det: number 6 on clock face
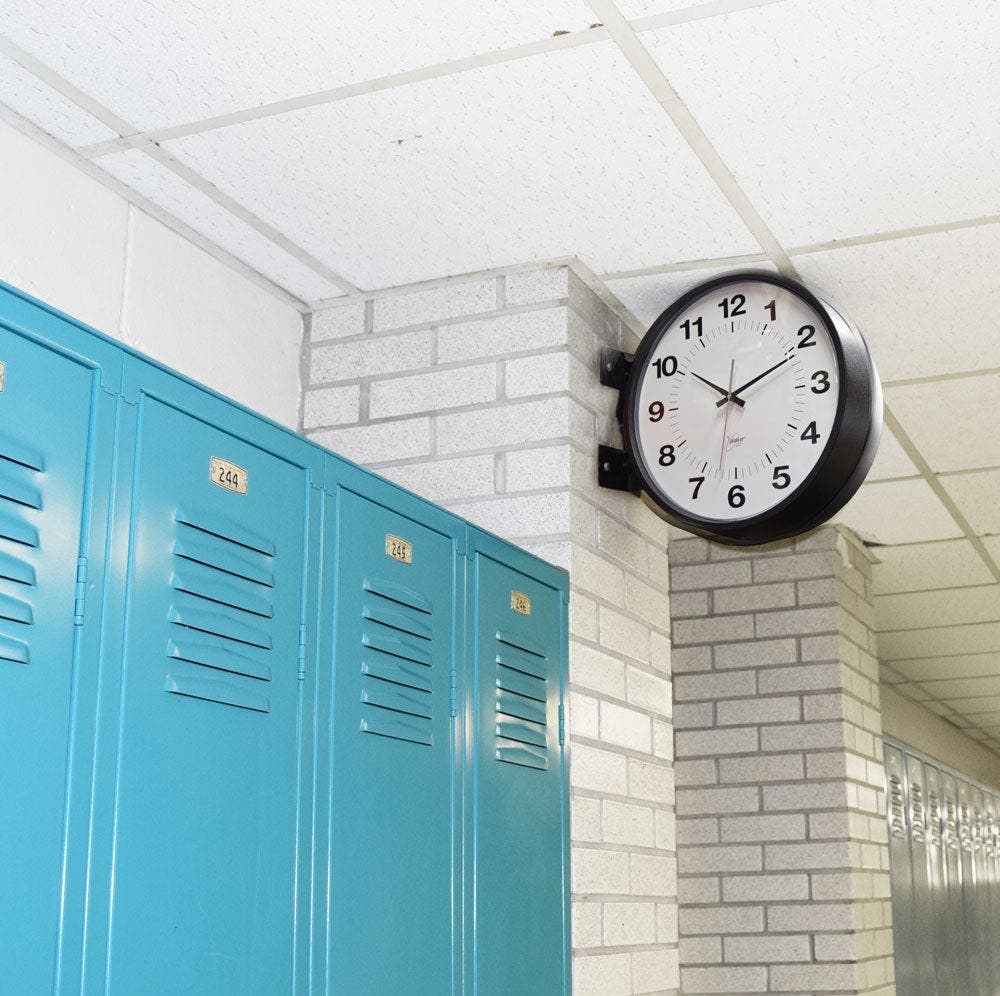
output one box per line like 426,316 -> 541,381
620,271 -> 882,546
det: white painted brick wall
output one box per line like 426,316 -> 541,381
669,526 -> 894,995
306,265 -> 677,995
1,120 -> 304,427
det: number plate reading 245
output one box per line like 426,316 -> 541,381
210,456 -> 248,495
385,534 -> 413,564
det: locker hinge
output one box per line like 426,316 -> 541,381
449,667 -> 457,718
73,557 -> 88,626
297,625 -> 307,680
558,703 -> 566,747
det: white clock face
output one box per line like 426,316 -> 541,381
634,278 -> 840,522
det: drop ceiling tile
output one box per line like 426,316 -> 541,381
606,262 -> 773,329
872,540 -> 993,595
954,710 -> 1000,728
984,536 -> 1000,565
942,469 -> 1000,536
911,675 -> 1000,701
893,656 -> 1000,684
165,42 -> 760,289
880,622 -> 1000,662
866,425 -> 917,482
876,586 -> 1000,633
644,0 -> 1000,245
99,150 -> 343,303
2,1 -> 602,131
939,693 -> 1000,714
618,0 -> 713,18
793,227 -> 1000,382
834,478 -> 962,545
887,374 -> 1000,473
0,53 -> 117,146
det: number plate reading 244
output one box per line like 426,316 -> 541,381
210,456 -> 248,495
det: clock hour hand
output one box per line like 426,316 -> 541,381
692,371 -> 745,408
716,357 -> 790,408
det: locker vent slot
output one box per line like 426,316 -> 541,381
927,792 -> 942,847
0,442 -> 41,667
494,630 -> 549,771
943,798 -> 960,851
166,512 -> 275,712
359,579 -> 435,746
888,773 -> 906,839
910,782 -> 926,843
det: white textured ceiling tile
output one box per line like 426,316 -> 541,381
607,262 -> 774,329
0,54 -> 118,145
876,587 -> 1000,633
98,150 -> 343,303
644,0 -> 1000,244
881,623 -> 1000,663
165,42 -> 759,288
893,656 -> 1000,685
942,469 -> 1000,536
912,675 -> 1000,701
3,1 -> 601,130
872,540 -> 994,595
834,478 -> 963,545
984,537 -> 1000,565
887,374 -> 1000,473
617,0 -> 707,17
793,228 -> 1000,381
866,424 -> 917,482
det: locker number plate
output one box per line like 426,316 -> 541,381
0,361 -> 5,392
386,534 -> 413,564
210,457 -> 248,495
511,590 -> 532,615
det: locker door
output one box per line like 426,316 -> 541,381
987,794 -> 1000,993
970,787 -> 994,996
469,547 -> 568,996
941,773 -> 970,995
104,383 -> 310,993
326,486 -> 458,995
924,764 -> 956,996
885,746 -> 917,996
957,779 -> 985,995
905,754 -> 936,995
0,323 -> 113,991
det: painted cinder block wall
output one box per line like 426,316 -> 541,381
0,118 -> 304,427
304,265 -> 680,995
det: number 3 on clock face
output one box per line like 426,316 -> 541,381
622,271 -> 881,545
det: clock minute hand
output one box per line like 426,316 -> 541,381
692,371 -> 745,408
716,357 -> 791,408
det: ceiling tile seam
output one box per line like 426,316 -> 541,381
71,0 -> 790,159
586,0 -> 794,275
883,408 -> 1000,584
883,367 -> 1000,389
76,28 -> 613,158
0,101 -> 309,312
790,213 -> 1000,256
586,0 -> 991,586
0,40 -> 361,297
140,142 -> 359,295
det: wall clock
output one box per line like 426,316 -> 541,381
599,271 -> 882,546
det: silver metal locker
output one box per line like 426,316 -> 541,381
886,745 -> 918,995
940,772 -> 970,995
983,793 -> 1000,996
905,753 -> 937,995
970,787 -> 995,996
924,764 -> 956,995
957,779 -> 985,995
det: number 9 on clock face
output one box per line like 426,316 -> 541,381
622,271 -> 881,545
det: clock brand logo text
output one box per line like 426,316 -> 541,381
726,433 -> 746,451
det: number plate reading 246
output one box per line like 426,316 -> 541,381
210,456 -> 248,495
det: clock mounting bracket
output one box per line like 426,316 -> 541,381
598,346 -> 640,494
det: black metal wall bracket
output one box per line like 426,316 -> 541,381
597,347 -> 640,494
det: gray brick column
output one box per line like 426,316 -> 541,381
668,526 -> 894,995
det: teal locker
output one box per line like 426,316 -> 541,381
466,530 -> 570,996
92,359 -> 319,994
320,462 -> 462,995
0,291 -> 119,992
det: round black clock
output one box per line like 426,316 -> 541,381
605,271 -> 882,546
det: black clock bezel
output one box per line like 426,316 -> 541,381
622,270 -> 881,546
